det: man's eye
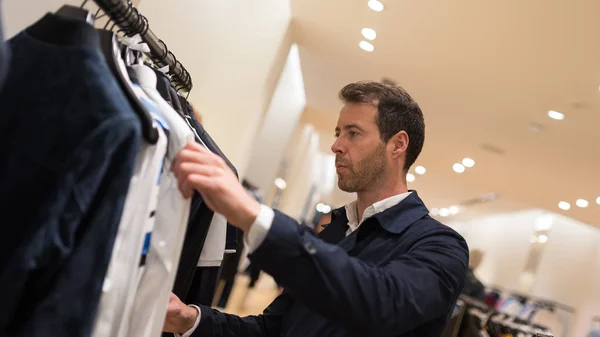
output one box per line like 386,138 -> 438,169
349,131 -> 358,137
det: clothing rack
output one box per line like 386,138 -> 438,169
459,295 -> 554,337
91,0 -> 193,92
487,284 -> 575,313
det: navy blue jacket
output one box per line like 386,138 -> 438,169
194,191 -> 469,337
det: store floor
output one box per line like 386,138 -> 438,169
217,273 -> 280,316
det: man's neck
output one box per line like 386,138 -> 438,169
355,184 -> 408,221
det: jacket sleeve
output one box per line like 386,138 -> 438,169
191,291 -> 292,337
248,210 -> 469,337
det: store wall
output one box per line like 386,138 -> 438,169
277,123 -> 320,220
244,44 -> 306,192
3,0 -> 83,36
138,0 -> 294,176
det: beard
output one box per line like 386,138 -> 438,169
337,143 -> 387,193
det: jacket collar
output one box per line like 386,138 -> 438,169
331,190 -> 430,234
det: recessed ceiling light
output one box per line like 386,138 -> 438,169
453,163 -> 465,173
547,110 -> 565,120
576,199 -> 589,208
406,173 -> 416,182
274,177 -> 287,190
359,40 -> 375,52
430,208 -> 439,216
538,234 -> 549,244
462,158 -> 475,168
361,28 -> 377,40
415,166 -> 426,175
597,196 -> 600,205
439,208 -> 450,217
449,205 -> 460,215
558,201 -> 571,210
368,0 -> 384,12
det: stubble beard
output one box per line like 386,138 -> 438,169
337,144 -> 387,193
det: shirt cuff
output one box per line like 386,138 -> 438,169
244,205 -> 274,253
174,305 -> 201,337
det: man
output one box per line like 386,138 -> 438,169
167,81 -> 469,337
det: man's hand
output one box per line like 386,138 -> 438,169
163,293 -> 199,334
172,142 -> 261,232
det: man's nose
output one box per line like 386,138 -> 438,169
331,137 -> 344,154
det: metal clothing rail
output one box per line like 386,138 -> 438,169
92,0 -> 193,92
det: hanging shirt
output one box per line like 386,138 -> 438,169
197,214 -> 228,267
0,15 -> 141,337
129,64 -> 195,337
91,114 -> 167,337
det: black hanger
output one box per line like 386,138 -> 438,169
97,29 -> 159,144
55,5 -> 95,24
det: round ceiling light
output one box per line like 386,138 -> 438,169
430,208 -> 439,216
439,208 -> 450,217
359,40 -> 375,52
274,177 -> 287,190
449,205 -> 460,215
596,196 -> 600,205
453,163 -> 465,173
576,199 -> 589,208
368,0 -> 384,12
558,201 -> 571,210
406,173 -> 416,182
361,28 -> 377,40
415,165 -> 426,175
462,158 -> 475,168
547,110 -> 565,120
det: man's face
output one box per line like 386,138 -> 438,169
331,103 -> 388,193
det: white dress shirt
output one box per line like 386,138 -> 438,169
179,191 -> 413,337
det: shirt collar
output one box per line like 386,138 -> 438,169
334,190 -> 430,234
344,191 -> 413,233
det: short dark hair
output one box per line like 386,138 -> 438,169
339,81 -> 425,171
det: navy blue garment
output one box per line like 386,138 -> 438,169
0,14 -> 141,337
177,100 -> 240,306
179,98 -> 239,252
193,191 -> 469,337
0,3 -> 10,91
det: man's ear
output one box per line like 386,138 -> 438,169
391,130 -> 409,159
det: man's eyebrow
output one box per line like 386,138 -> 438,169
344,124 -> 365,132
335,124 -> 365,133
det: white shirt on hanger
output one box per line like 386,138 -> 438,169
91,121 -> 167,337
126,64 -> 194,337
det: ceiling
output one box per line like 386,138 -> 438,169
290,0 -> 600,227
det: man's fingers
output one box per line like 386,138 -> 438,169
188,173 -> 218,191
178,162 -> 223,177
185,141 -> 207,152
